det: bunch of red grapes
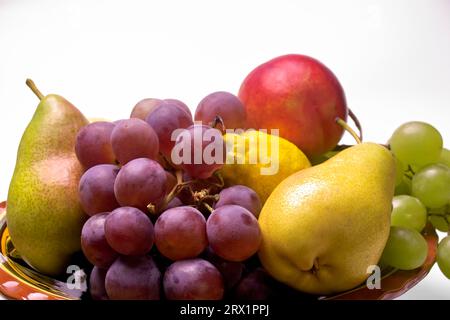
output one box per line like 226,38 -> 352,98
75,92 -> 290,300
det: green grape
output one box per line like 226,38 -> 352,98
412,164 -> 450,209
395,175 -> 412,196
428,205 -> 449,216
394,156 -> 407,187
438,148 -> 450,168
380,226 -> 428,270
428,206 -> 450,232
429,215 -> 449,232
437,236 -> 450,279
391,195 -> 427,232
389,121 -> 443,168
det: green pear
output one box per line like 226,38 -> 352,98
6,79 -> 89,276
258,142 -> 396,295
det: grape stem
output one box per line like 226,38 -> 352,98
159,153 -> 176,171
147,203 -> 156,215
153,171 -> 220,214
404,172 -> 414,180
26,79 -> 44,100
192,189 -> 219,213
407,165 -> 416,175
335,117 -> 362,144
175,170 -> 183,185
194,191 -> 219,203
203,202 -> 214,213
211,171 -> 225,188
150,170 -> 187,214
402,165 -> 416,180
155,172 -> 223,214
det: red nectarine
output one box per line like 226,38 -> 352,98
239,54 -> 348,158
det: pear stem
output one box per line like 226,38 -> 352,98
26,79 -> 44,100
336,117 -> 362,144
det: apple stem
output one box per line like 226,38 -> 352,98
336,117 -> 362,144
25,79 -> 44,100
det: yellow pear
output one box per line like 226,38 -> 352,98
258,142 -> 396,295
220,130 -> 311,204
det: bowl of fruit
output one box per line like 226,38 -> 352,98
0,54 -> 449,300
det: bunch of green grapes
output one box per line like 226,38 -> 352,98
382,121 -> 450,278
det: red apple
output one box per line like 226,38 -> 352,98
238,54 -> 348,158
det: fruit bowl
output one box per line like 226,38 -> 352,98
0,201 -> 438,300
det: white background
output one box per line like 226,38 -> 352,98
0,0 -> 449,299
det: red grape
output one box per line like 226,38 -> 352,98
165,171 -> 177,193
111,118 -> 159,165
154,206 -> 207,260
215,185 -> 262,218
89,266 -> 108,300
203,247 -> 244,290
130,98 -> 163,120
145,103 -> 193,158
78,164 -> 120,216
165,197 -> 183,210
234,268 -> 272,300
173,124 -> 225,179
105,255 -> 161,300
195,91 -> 246,129
81,213 -> 117,268
206,205 -> 261,261
75,121 -> 116,168
163,98 -> 192,117
114,158 -> 167,211
105,207 -> 154,255
163,259 -> 224,300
